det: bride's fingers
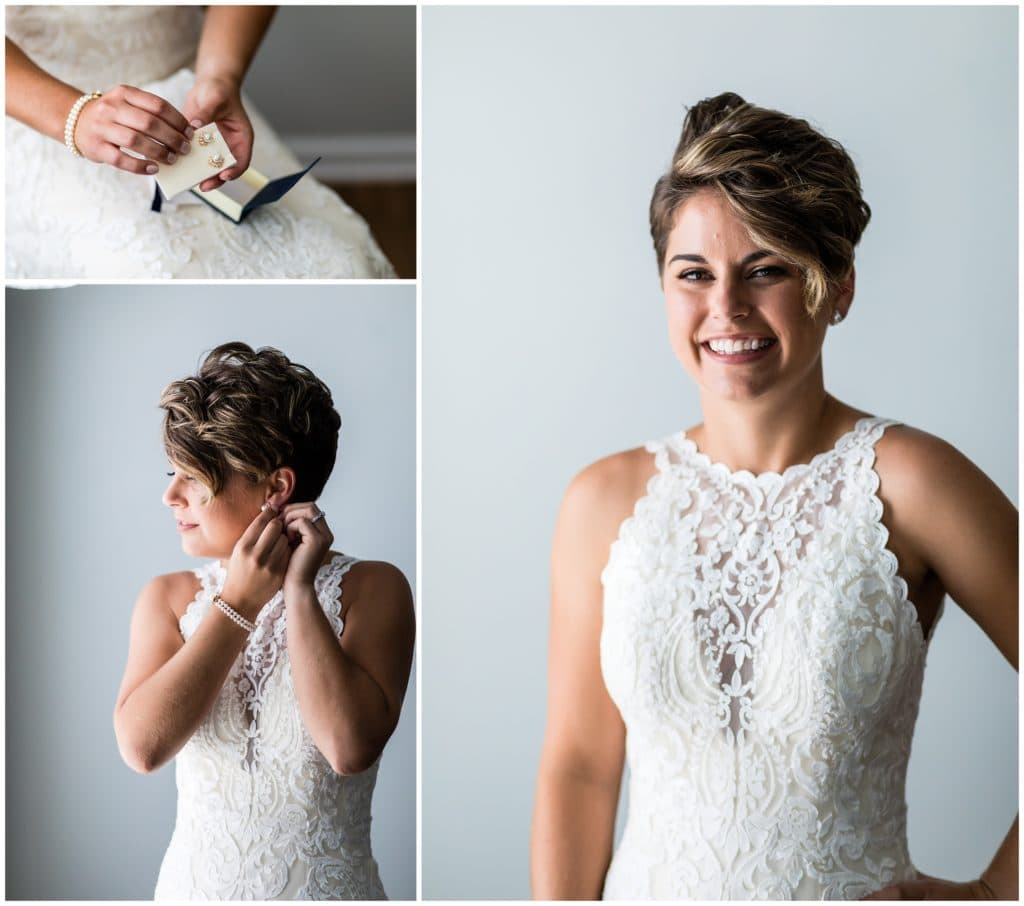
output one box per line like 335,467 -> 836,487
281,502 -> 323,518
284,509 -> 330,530
114,104 -> 192,156
284,515 -> 332,545
107,125 -> 180,164
99,145 -> 161,175
116,85 -> 192,136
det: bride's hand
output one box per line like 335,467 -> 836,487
219,504 -> 292,621
281,502 -> 334,595
72,84 -> 193,174
182,75 -> 254,192
862,873 -> 997,900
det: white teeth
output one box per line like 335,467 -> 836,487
707,337 -> 773,355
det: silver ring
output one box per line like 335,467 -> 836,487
311,511 -> 326,525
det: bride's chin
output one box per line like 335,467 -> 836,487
180,535 -> 216,559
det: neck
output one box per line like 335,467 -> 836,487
693,367 -> 846,474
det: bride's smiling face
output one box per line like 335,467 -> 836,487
661,189 -> 844,404
163,466 -> 266,559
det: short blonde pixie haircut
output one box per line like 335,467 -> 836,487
650,92 -> 872,316
160,342 -> 341,502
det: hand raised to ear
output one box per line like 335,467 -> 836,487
281,502 -> 334,594
218,504 -> 292,620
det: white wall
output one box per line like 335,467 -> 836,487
5,284 -> 416,900
422,5 -> 1018,898
244,5 -> 416,181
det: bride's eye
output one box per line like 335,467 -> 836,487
679,269 -> 713,282
749,265 -> 787,279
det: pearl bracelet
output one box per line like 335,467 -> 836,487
212,593 -> 256,634
64,91 -> 102,157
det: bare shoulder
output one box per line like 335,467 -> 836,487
553,446 -> 659,586
874,423 -> 1016,560
136,570 -> 201,623
337,557 -> 415,624
339,556 -> 411,606
562,446 -> 658,534
874,424 -> 1009,504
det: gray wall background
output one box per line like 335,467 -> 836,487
245,5 -> 415,136
6,285 -> 416,899
423,5 -> 1018,899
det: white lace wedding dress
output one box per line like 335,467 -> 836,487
6,6 -> 395,279
153,554 -> 387,900
600,417 -> 942,900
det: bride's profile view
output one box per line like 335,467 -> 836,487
113,342 -> 415,900
5,5 -> 396,278
530,93 -> 1017,900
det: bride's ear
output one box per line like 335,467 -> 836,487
265,467 -> 296,509
832,266 -> 856,321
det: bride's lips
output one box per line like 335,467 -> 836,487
177,521 -> 198,533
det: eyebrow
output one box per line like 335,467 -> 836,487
668,250 -> 774,266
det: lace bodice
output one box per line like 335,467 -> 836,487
154,555 -> 387,901
600,417 -> 940,900
6,5 -> 201,88
5,6 -> 395,279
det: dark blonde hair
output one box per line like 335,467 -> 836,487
160,342 -> 341,502
650,92 -> 871,315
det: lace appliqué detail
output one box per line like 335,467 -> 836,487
600,417 -> 938,900
156,555 -> 387,901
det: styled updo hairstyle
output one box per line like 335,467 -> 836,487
160,342 -> 341,503
650,92 -> 871,316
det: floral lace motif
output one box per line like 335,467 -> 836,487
600,418 -> 938,900
6,7 -> 395,279
154,555 -> 387,901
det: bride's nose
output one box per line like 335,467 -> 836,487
707,276 -> 752,321
162,476 -> 185,507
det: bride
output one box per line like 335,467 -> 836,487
5,6 -> 396,278
113,343 -> 415,899
530,93 -> 1017,900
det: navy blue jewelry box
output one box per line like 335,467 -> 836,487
151,157 -> 321,223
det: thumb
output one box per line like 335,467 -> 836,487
180,95 -> 211,130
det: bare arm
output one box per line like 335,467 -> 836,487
278,503 -> 414,774
194,6 -> 276,88
113,572 -> 250,773
531,452 -> 652,899
6,37 -> 192,173
286,561 -> 415,775
6,37 -> 82,140
867,429 -> 1018,900
113,506 -> 291,773
185,6 -> 276,188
